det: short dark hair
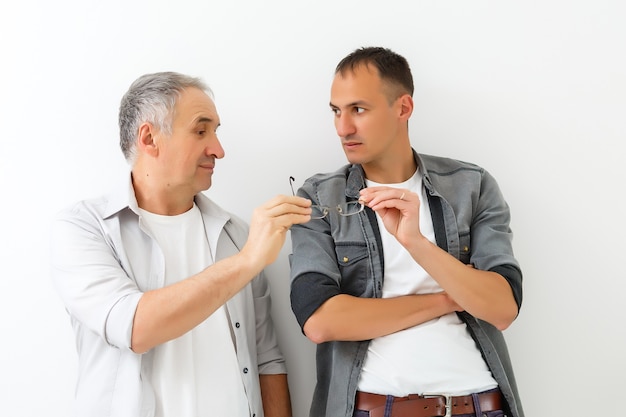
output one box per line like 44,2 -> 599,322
335,47 -> 414,101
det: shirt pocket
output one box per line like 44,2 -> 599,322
335,242 -> 369,296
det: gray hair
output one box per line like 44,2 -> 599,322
118,72 -> 212,163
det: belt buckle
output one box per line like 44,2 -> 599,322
421,392 -> 452,417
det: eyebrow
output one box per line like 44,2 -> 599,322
329,100 -> 369,109
189,116 -> 220,133
193,116 -> 220,128
194,116 -> 214,124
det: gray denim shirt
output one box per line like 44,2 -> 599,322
289,151 -> 524,417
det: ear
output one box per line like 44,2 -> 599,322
398,94 -> 414,121
137,122 -> 159,157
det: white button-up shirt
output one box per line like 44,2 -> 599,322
51,177 -> 286,417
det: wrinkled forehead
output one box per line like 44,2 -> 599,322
172,87 -> 220,127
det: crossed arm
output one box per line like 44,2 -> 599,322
301,186 -> 518,344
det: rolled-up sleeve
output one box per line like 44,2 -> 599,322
471,169 -> 523,310
50,203 -> 142,350
250,270 -> 287,375
289,181 -> 345,331
289,224 -> 343,331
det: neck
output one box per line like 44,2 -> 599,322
131,170 -> 195,216
362,146 -> 417,184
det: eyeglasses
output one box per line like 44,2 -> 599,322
290,176 -> 364,220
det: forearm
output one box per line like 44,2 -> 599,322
260,373 -> 292,417
408,236 -> 518,330
131,251 -> 259,353
303,292 -> 458,344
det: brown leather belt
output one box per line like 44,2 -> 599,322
355,389 -> 503,417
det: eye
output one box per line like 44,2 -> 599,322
330,107 -> 340,116
354,107 -> 365,114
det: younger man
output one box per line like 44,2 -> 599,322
290,47 -> 523,417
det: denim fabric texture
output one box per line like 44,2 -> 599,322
290,150 -> 523,417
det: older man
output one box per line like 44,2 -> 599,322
52,72 -> 311,417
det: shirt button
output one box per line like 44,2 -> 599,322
235,322 -> 240,328
243,367 -> 248,374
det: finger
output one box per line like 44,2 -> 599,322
360,185 -> 394,194
361,188 -> 411,207
259,211 -> 312,231
263,194 -> 312,208
260,195 -> 312,215
257,197 -> 313,224
367,198 -> 403,212
361,187 -> 408,199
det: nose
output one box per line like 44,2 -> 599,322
207,135 -> 225,159
335,113 -> 356,138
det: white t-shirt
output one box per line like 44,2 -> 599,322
357,171 -> 498,396
139,204 -> 248,417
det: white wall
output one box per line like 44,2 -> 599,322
1,1 -> 624,416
